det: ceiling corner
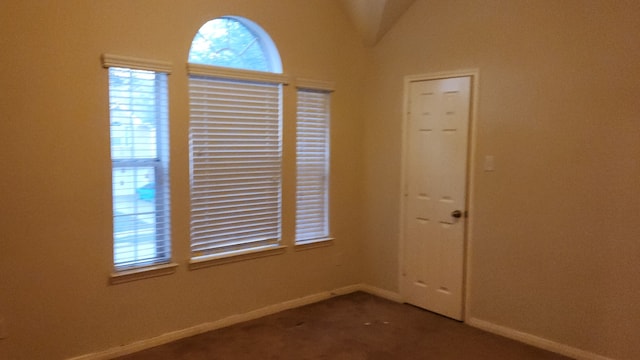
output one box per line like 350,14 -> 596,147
339,0 -> 417,47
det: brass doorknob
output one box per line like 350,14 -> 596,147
451,210 -> 463,218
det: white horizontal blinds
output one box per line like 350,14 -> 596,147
108,67 -> 171,270
189,75 -> 282,256
296,88 -> 331,242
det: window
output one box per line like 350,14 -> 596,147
188,16 -> 282,73
188,17 -> 287,261
103,55 -> 171,271
295,84 -> 333,243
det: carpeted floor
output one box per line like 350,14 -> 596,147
115,292 -> 572,360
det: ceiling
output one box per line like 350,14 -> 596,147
339,0 -> 417,46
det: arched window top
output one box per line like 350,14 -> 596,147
188,16 -> 282,73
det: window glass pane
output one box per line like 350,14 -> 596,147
113,167 -> 159,265
188,17 -> 281,73
109,68 -> 159,160
108,67 -> 170,270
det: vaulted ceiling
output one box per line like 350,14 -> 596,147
339,0 -> 417,46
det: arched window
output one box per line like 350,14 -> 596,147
187,17 -> 286,263
188,16 -> 282,73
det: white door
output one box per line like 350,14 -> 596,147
401,76 -> 471,320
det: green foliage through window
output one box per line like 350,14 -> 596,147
188,17 -> 280,73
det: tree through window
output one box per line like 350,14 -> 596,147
188,17 -> 282,73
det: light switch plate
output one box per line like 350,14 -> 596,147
484,155 -> 495,171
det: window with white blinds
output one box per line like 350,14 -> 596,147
105,60 -> 171,271
296,87 -> 332,243
189,75 -> 282,257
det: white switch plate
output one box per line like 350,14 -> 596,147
484,155 -> 495,171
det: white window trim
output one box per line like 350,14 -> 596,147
294,237 -> 334,251
189,245 -> 287,270
295,78 -> 335,92
110,262 -> 178,285
102,54 -> 172,73
188,63 -> 289,85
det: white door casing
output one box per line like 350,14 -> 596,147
400,75 -> 472,320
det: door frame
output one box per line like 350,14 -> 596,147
398,69 -> 479,322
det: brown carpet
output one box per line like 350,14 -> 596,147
115,292 -> 572,360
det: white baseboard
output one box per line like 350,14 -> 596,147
467,317 -> 616,360
358,284 -> 403,303
67,284 -> 399,360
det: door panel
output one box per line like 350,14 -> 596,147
401,76 -> 471,320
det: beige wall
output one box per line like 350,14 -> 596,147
0,1 -> 366,359
362,1 -> 640,359
2,0 -> 640,359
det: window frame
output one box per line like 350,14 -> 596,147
102,54 -> 177,282
295,80 -> 335,247
188,16 -> 282,73
186,18 -> 289,269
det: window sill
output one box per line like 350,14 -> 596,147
189,245 -> 287,270
110,262 -> 178,285
294,238 -> 334,251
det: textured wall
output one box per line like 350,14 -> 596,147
362,1 -> 640,359
2,1 -> 639,359
0,1 -> 366,359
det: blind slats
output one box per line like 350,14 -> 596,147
190,76 -> 282,256
295,89 -> 330,243
191,204 -> 279,218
